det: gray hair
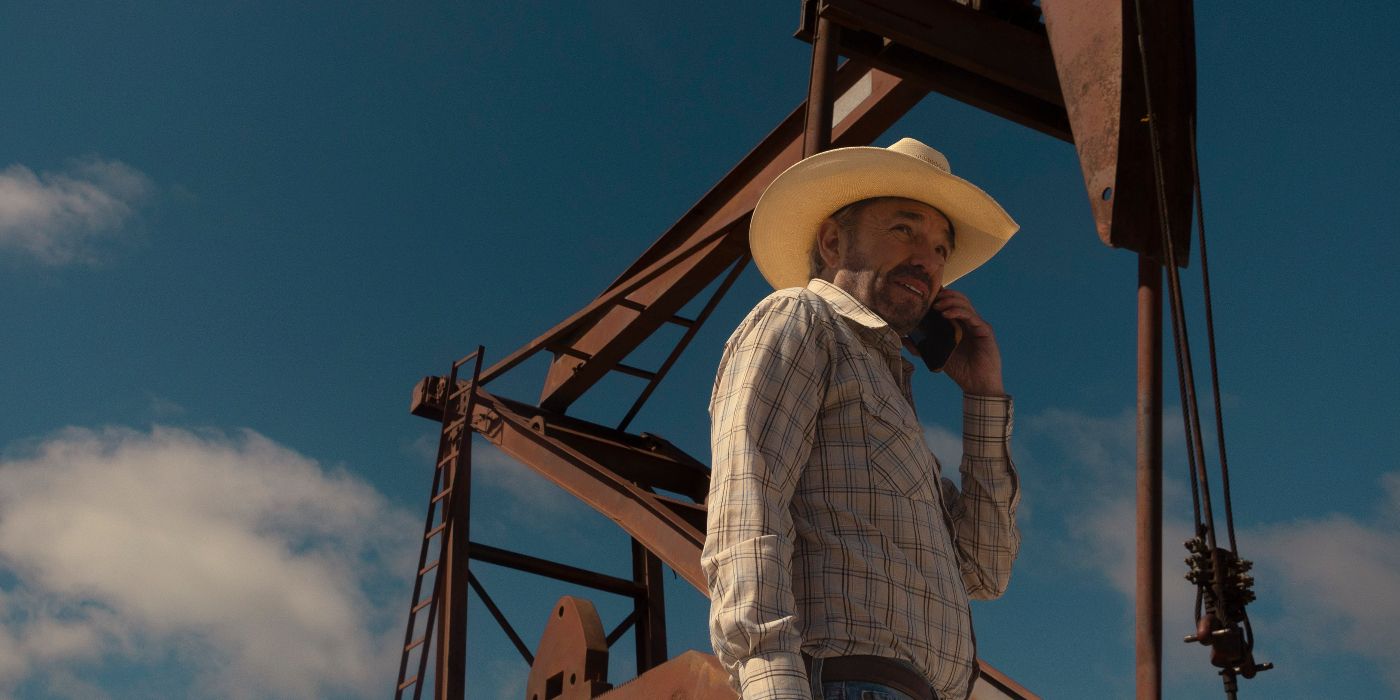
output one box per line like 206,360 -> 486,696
807,197 -> 889,279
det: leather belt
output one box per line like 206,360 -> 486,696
803,654 -> 939,700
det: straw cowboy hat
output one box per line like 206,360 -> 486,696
749,137 -> 1019,290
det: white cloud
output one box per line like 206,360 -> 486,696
472,441 -> 582,516
1028,406 -> 1400,694
0,157 -> 152,265
923,423 -> 963,471
0,426 -> 417,699
1246,481 -> 1400,691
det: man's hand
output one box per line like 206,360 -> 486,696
931,288 -> 1005,396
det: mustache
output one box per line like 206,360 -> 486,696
888,265 -> 932,291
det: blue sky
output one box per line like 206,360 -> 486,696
1,2 -> 1397,698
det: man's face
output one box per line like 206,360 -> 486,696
820,197 -> 953,336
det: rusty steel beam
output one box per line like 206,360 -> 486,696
803,13 -> 839,156
472,223 -> 738,388
469,541 -> 645,598
597,650 -> 738,699
802,0 -> 1070,141
1136,254 -> 1164,699
463,386 -> 710,593
1042,0 -> 1195,258
974,662 -> 1043,700
805,25 -> 1070,141
631,540 -> 668,673
529,62 -> 925,413
412,377 -> 711,502
821,0 -> 1063,106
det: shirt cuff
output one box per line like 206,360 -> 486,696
737,651 -> 810,699
962,393 -> 1013,459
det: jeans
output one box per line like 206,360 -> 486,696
820,680 -> 918,700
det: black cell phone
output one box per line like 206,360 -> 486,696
907,308 -> 962,372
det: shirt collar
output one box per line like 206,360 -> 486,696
805,278 -> 888,329
806,278 -> 916,392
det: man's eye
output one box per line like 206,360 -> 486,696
891,225 -> 912,238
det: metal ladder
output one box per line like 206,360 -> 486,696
394,347 -> 484,700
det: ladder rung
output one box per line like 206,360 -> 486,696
612,298 -> 694,327
613,362 -> 657,380
397,675 -> 419,691
419,560 -> 439,576
426,523 -> 447,540
549,344 -> 591,361
412,597 -> 434,614
405,635 -> 427,653
431,487 -> 451,504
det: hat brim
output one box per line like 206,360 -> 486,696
749,145 -> 1019,290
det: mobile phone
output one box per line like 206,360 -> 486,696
907,308 -> 962,372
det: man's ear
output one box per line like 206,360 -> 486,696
816,218 -> 842,270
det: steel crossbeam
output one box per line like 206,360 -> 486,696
519,62 -> 925,413
812,0 -> 1071,140
464,386 -> 709,592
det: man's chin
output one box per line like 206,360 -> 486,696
874,301 -> 923,336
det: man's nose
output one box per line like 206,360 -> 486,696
907,248 -> 941,275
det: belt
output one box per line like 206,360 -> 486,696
803,653 -> 939,700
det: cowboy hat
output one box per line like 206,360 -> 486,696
749,137 -> 1019,290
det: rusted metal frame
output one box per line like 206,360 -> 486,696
631,538 -> 668,673
474,222 -> 738,388
465,570 -> 535,666
822,0 -> 1061,105
975,661 -> 1043,700
1136,255 -> 1163,699
599,59 -> 916,294
804,9 -> 840,156
396,350 -> 485,699
530,64 -> 926,412
469,541 -> 645,598
395,420 -> 458,698
469,387 -> 710,593
435,349 -> 484,700
526,419 -> 709,503
816,28 -> 1070,141
414,378 -> 712,502
808,0 -> 1070,141
616,253 -> 750,433
651,492 -> 708,531
1041,0 -> 1194,256
535,218 -> 743,413
606,609 -> 639,648
548,344 -> 658,381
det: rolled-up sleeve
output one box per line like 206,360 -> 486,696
940,393 -> 1021,599
702,293 -> 829,698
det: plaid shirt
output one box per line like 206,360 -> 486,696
702,279 -> 1020,700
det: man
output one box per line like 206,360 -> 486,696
702,138 -> 1021,700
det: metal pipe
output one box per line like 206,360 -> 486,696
631,538 -> 668,673
436,350 -> 483,700
1136,254 -> 1163,699
468,541 -> 645,598
804,13 -> 839,156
